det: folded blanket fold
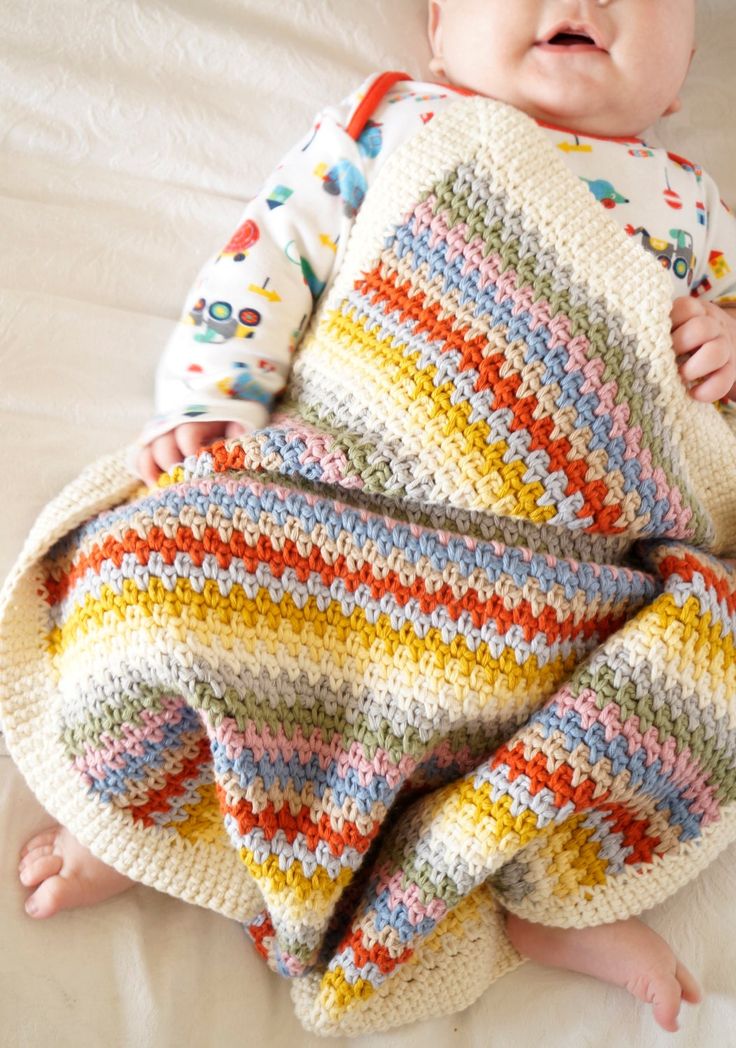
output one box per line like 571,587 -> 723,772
2,98 -> 736,1036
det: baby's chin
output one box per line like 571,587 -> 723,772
486,91 -> 648,139
450,77 -> 651,139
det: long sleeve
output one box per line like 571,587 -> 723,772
137,83 -> 375,447
694,168 -> 736,303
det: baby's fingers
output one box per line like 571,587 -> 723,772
688,361 -> 734,402
136,445 -> 163,487
672,314 -> 721,358
175,420 -> 230,457
225,421 -> 246,438
678,337 -> 732,383
670,294 -> 705,332
136,431 -> 184,486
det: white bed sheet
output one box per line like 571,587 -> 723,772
1,2 -> 735,1045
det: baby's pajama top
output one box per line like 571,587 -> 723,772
139,73 -> 736,447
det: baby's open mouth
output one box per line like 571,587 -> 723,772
549,31 -> 595,46
536,24 -> 607,52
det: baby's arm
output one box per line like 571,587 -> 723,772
134,85 -> 373,485
672,173 -> 736,403
671,296 -> 736,402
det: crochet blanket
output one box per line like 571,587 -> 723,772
3,98 -> 736,1036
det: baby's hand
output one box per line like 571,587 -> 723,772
671,296 -> 736,402
135,420 -> 245,486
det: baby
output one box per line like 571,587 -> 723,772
19,0 -> 736,1034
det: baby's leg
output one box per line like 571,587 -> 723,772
505,911 -> 702,1033
18,824 -> 134,918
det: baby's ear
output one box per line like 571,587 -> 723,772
427,1 -> 444,64
662,96 -> 683,117
662,45 -> 695,118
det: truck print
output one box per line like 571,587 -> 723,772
625,226 -> 695,285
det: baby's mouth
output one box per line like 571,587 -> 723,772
536,24 -> 608,53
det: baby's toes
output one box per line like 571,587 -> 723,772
676,961 -> 703,1005
19,849 -> 62,888
19,826 -> 60,861
650,974 -> 685,1033
24,874 -> 70,919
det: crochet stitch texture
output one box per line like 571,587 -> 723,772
2,98 -> 736,1035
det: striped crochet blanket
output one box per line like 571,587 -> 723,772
3,98 -> 736,1036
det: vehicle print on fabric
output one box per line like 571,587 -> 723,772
188,298 -> 263,342
627,147 -> 655,159
218,219 -> 260,261
625,226 -> 696,284
582,177 -> 629,209
357,120 -> 383,158
319,158 -> 367,218
216,358 -> 283,404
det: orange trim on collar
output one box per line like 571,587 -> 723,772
345,71 -> 412,140
349,73 -> 649,147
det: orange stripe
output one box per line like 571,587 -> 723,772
43,525 -> 625,648
218,786 -> 381,859
657,550 -> 736,614
130,734 -> 212,827
493,738 -> 609,810
341,924 -> 414,976
356,261 -> 626,532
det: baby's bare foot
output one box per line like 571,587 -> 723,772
18,824 -> 134,918
505,912 -> 702,1033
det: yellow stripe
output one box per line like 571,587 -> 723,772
438,778 -> 543,854
635,593 -> 736,696
535,813 -> 608,899
312,307 -> 558,522
48,580 -> 577,711
165,782 -> 231,846
239,849 -> 354,907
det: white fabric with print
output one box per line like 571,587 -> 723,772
142,75 -> 736,446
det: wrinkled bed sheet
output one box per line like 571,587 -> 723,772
2,2 -> 736,1045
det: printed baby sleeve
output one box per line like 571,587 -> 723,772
691,167 -> 736,303
137,82 -> 376,448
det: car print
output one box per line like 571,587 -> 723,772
625,226 -> 696,284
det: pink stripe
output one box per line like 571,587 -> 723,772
410,195 -> 437,237
72,695 -> 188,777
375,867 -> 448,925
555,689 -> 720,825
214,717 -> 417,788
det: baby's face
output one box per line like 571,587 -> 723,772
428,0 -> 695,137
